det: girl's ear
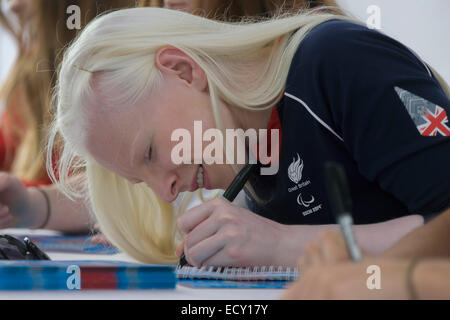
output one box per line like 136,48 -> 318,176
155,46 -> 208,91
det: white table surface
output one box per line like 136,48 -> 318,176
0,229 -> 285,300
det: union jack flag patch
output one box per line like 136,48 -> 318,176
395,87 -> 450,137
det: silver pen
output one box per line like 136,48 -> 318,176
325,162 -> 362,262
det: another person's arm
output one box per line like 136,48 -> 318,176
382,208 -> 450,259
282,258 -> 450,300
28,183 -> 93,233
0,172 -> 92,233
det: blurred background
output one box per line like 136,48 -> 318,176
1,0 -> 449,92
337,0 -> 449,84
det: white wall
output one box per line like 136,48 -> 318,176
0,1 -> 449,86
337,0 -> 450,84
0,0 -> 18,86
0,29 -> 16,85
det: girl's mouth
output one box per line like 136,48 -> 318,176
197,164 -> 204,188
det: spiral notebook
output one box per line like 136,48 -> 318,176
176,265 -> 299,288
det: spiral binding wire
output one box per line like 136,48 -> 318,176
175,265 -> 299,281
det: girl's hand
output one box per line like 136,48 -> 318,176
0,172 -> 46,229
176,198 -> 286,268
90,224 -> 114,246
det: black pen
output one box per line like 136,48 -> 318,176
324,162 -> 362,262
178,163 -> 256,267
23,237 -> 51,260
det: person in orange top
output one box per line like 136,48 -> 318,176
0,0 -> 138,232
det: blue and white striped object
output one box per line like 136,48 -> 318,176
0,260 -> 176,290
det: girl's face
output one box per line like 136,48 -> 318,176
85,48 -> 236,203
7,0 -> 35,27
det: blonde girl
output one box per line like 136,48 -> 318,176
49,7 -> 450,266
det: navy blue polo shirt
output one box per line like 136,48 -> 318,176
246,20 -> 450,225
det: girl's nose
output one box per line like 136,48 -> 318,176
146,173 -> 179,203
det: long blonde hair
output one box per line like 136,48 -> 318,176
48,7 -> 449,264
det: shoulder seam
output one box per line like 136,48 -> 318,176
284,92 -> 344,142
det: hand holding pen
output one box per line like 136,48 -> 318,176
325,162 -> 362,262
178,163 -> 256,267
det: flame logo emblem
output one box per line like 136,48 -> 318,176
288,154 -> 304,184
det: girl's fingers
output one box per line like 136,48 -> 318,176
178,202 -> 216,234
90,234 -> 112,246
185,232 -> 227,267
178,199 -> 230,233
184,215 -> 221,252
175,238 -> 186,257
